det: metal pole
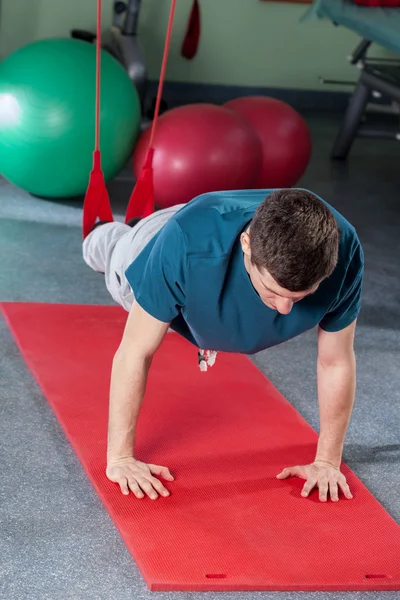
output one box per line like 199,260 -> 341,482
331,80 -> 370,160
122,0 -> 141,36
362,68 -> 400,104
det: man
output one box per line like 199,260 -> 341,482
83,188 -> 364,504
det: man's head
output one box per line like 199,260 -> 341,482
240,189 -> 340,314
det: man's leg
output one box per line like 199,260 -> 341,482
83,222 -> 134,311
83,222 -> 129,274
82,204 -> 186,312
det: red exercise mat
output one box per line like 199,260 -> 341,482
1,302 -> 399,592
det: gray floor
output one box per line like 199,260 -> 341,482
0,115 -> 399,600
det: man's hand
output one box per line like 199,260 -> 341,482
107,457 -> 174,499
276,461 -> 353,502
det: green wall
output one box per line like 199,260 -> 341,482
0,0 -> 386,91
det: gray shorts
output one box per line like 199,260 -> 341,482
82,205 -> 185,311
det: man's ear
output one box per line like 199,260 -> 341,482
240,230 -> 251,257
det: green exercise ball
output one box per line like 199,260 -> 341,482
0,38 -> 141,198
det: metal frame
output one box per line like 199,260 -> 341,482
121,0 -> 141,36
71,0 -> 147,110
330,38 -> 400,160
103,0 -> 147,110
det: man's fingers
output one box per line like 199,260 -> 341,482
118,477 -> 130,496
148,464 -> 175,481
318,479 -> 329,502
329,481 -> 339,502
276,466 -> 301,479
125,474 -> 170,500
276,463 -> 353,502
127,479 -> 145,499
107,461 -> 175,499
138,479 -> 159,500
338,479 -> 354,500
301,478 -> 317,497
147,475 -> 170,497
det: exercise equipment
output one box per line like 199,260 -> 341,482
125,0 -> 177,221
304,0 -> 400,55
303,0 -> 400,159
83,0 -> 114,239
0,38 -> 140,199
73,1 -> 147,109
132,103 -> 262,209
83,0 -> 176,232
102,0 -> 147,109
225,96 -> 312,189
2,301 -> 400,592
73,0 -> 171,119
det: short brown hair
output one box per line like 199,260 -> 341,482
249,189 -> 339,291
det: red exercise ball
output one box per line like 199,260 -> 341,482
224,96 -> 312,188
133,103 -> 262,208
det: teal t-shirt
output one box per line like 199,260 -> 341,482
125,189 -> 364,354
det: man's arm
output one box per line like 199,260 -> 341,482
314,320 -> 357,468
277,320 -> 357,502
106,301 -> 174,499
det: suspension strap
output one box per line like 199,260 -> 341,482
83,0 -> 113,239
125,0 -> 177,223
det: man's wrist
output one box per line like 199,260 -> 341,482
315,432 -> 344,468
314,449 -> 342,469
314,457 -> 341,470
107,452 -> 135,465
315,439 -> 343,468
